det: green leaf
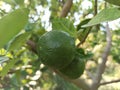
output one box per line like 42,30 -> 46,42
77,28 -> 91,41
77,19 -> 91,31
51,18 -> 76,37
7,31 -> 31,51
0,59 -> 17,78
0,45 -> 26,78
76,48 -> 85,55
105,0 -> 120,6
76,48 -> 93,61
0,8 -> 29,49
77,19 -> 91,41
76,48 -> 86,59
83,8 -> 120,27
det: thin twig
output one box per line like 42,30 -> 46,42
100,79 -> 120,86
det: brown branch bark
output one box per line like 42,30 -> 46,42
100,79 -> 120,86
60,0 -> 73,17
26,40 -> 37,54
90,23 -> 112,90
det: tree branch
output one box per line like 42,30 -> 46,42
91,23 -> 112,90
100,79 -> 120,86
53,69 -> 91,90
60,0 -> 73,17
26,40 -> 37,54
70,78 -> 91,90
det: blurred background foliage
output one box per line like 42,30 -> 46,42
0,0 -> 120,90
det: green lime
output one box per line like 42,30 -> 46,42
59,53 -> 85,79
37,30 -> 75,69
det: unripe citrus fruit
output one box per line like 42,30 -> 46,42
59,53 -> 85,79
37,30 -> 75,69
